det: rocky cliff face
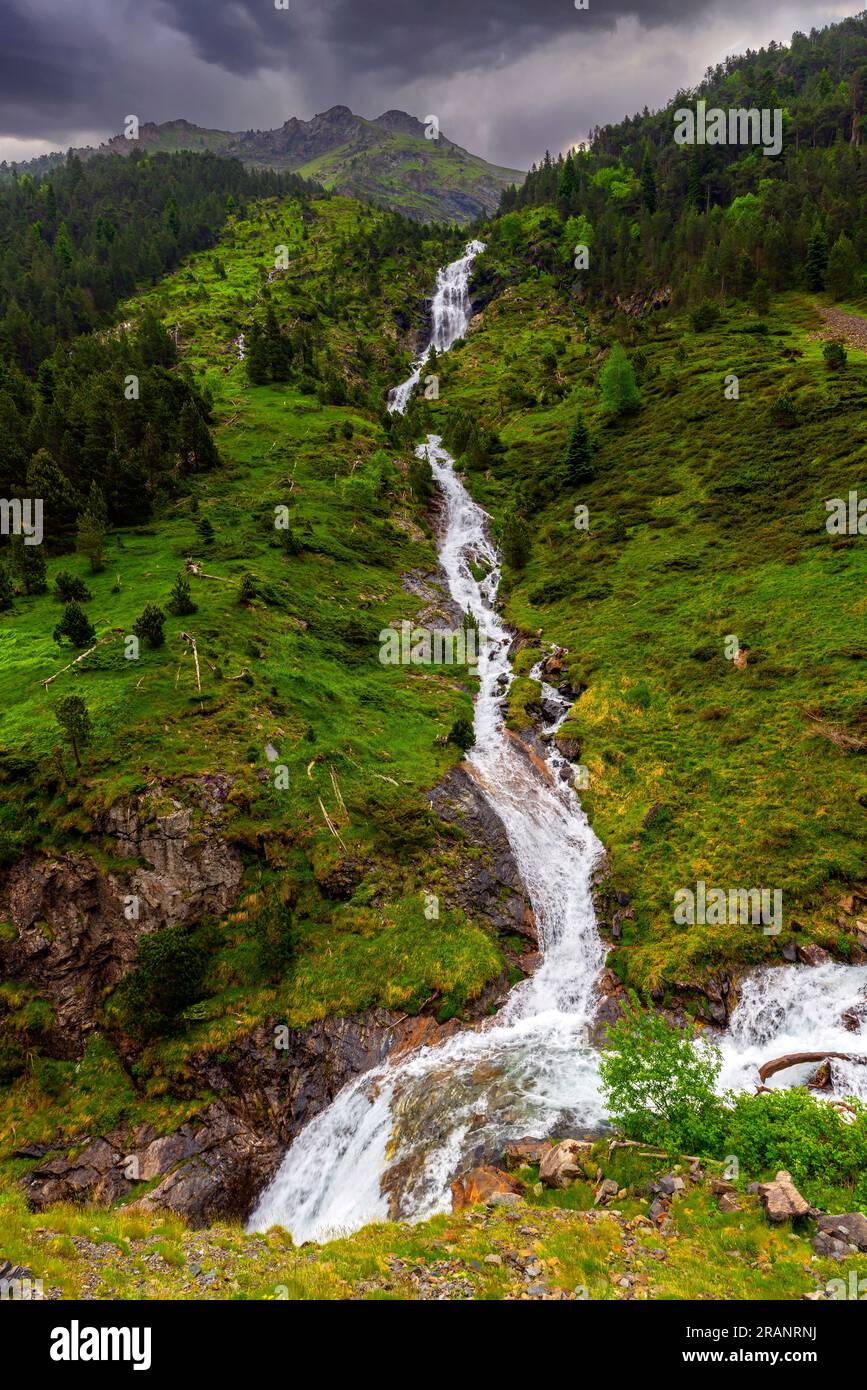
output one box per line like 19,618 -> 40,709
9,760 -> 537,1223
0,777 -> 243,1054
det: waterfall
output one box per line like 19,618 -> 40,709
248,242 -> 867,1244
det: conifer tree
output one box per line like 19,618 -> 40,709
564,408 -> 594,484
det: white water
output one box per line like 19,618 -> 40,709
387,239 -> 485,415
249,242 -> 867,1243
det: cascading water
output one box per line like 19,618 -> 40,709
249,241 -> 867,1244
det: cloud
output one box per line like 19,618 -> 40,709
0,0 -> 858,167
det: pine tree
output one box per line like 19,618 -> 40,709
76,508 -> 106,573
10,536 -> 47,594
640,146 -> 657,214
564,408 -> 594,484
54,570 -> 91,602
167,573 -> 196,616
54,694 -> 92,768
826,232 -> 860,299
599,344 -> 642,418
805,219 -> 829,291
501,505 -> 530,569
196,516 -> 215,545
53,600 -> 95,648
132,603 -> 166,648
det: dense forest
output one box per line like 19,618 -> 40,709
498,13 -> 867,306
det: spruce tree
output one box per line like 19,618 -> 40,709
54,695 -> 92,768
599,344 -> 642,418
53,600 -> 95,648
501,505 -> 530,569
132,603 -> 166,648
564,408 -> 594,484
805,219 -> 829,291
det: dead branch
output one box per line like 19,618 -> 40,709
39,630 -> 125,687
758,1050 -> 867,1083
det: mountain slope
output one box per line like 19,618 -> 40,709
66,107 -> 524,225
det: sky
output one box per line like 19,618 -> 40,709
0,0 -> 860,168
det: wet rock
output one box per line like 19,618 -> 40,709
451,1166 -> 523,1211
796,944 -> 831,967
758,1171 -> 811,1223
426,766 -> 537,942
539,1139 -> 591,1189
502,1138 -> 553,1171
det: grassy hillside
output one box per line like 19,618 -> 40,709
424,209 -> 867,999
0,194 -> 517,1155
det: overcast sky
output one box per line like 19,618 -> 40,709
0,0 -> 859,168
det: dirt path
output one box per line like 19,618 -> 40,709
812,304 -> 867,352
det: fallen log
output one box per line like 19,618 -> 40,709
758,1050 -> 867,1083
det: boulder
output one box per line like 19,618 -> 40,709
502,1138 -> 553,1172
450,1165 -> 523,1211
539,1139 -> 591,1189
815,1212 -> 867,1252
796,944 -> 831,967
594,1178 -> 620,1207
758,1170 -> 811,1223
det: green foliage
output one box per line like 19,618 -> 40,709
500,504 -> 530,568
53,694 -> 92,767
111,924 -> 213,1039
76,509 -> 106,573
599,344 -> 641,418
53,571 -> 91,603
722,1089 -> 867,1205
448,716 -> 476,751
53,600 -> 95,648
238,574 -> 256,605
599,992 -> 724,1152
166,573 -> 196,616
132,603 -> 166,648
251,896 -> 295,983
690,300 -> 721,332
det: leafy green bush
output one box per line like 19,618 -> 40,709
54,571 -> 92,603
690,300 -> 720,332
448,717 -> 476,751
722,1088 -> 867,1205
599,991 -> 724,1152
110,924 -> 213,1038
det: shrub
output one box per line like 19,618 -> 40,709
823,340 -> 848,371
53,601 -> 95,648
500,505 -> 531,568
722,1089 -> 867,1205
252,897 -> 295,982
690,300 -> 721,332
54,571 -> 92,603
132,603 -> 166,648
111,924 -> 212,1038
238,574 -> 256,605
448,717 -> 476,751
54,694 -> 92,767
599,991 -> 725,1152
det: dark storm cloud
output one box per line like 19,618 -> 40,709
157,0 -> 718,80
0,0 -> 850,164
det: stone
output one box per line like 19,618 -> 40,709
502,1137 -> 553,1171
594,1178 -> 620,1207
758,1171 -> 811,1223
815,1212 -> 867,1251
796,944 -> 831,967
450,1166 -> 523,1212
539,1139 -> 591,1189
718,1193 -> 740,1214
658,1174 -> 685,1196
